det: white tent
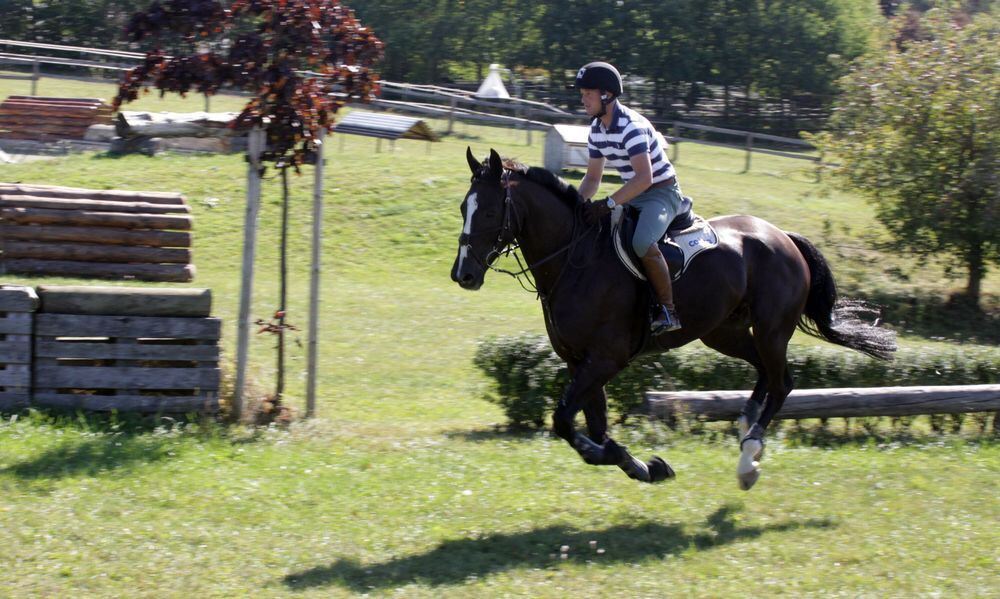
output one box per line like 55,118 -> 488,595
475,64 -> 511,99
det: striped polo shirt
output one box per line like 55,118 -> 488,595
587,103 -> 675,183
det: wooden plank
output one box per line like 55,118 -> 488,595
0,364 -> 31,387
0,207 -> 192,230
35,314 -> 221,340
0,184 -> 185,205
33,364 -> 220,390
3,260 -> 195,283
31,393 -> 218,413
0,335 -> 32,363
0,224 -> 191,248
0,391 -> 30,410
34,340 -> 218,362
36,286 -> 211,317
0,195 -> 191,214
2,241 -> 192,264
0,285 -> 38,312
645,385 -> 1000,421
0,312 -> 32,335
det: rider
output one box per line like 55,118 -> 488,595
575,61 -> 684,333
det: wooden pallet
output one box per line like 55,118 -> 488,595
0,286 -> 37,410
32,313 -> 221,413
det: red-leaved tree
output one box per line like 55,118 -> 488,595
115,0 -> 383,418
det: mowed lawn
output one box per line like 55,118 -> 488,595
1,74 -> 998,597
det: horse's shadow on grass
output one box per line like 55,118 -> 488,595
282,504 -> 835,591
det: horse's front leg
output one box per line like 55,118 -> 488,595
553,359 -> 674,483
551,358 -> 621,466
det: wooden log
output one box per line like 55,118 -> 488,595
0,284 -> 38,312
0,224 -> 191,247
2,240 -> 192,264
36,286 -> 211,317
645,385 -> 1000,421
7,96 -> 108,104
116,112 -> 236,139
2,259 -> 195,283
35,313 -> 221,340
0,111 -> 99,122
33,364 -> 220,390
0,102 -> 97,119
35,340 -> 218,361
31,392 -> 218,413
0,194 -> 191,214
1,207 -> 192,230
0,184 -> 185,206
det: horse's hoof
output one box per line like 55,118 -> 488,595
647,456 -> 675,483
737,438 -> 763,491
738,466 -> 761,491
619,455 -> 651,482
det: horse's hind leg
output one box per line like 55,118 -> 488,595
737,320 -> 797,490
700,328 -> 766,439
702,325 -> 789,491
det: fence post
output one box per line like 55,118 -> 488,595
671,122 -> 680,163
306,128 -> 325,419
233,126 -> 265,421
447,96 -> 456,135
743,133 -> 754,173
526,108 -> 533,146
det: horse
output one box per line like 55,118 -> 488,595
451,148 -> 896,490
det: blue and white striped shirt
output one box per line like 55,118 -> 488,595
587,103 -> 675,183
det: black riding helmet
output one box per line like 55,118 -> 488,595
572,62 -> 623,98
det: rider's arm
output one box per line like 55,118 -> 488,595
607,152 -> 653,206
579,156 -> 605,200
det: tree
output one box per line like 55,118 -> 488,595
114,0 -> 383,418
818,8 -> 999,307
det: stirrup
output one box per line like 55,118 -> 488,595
651,305 -> 681,334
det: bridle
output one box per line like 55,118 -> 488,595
461,169 -> 598,295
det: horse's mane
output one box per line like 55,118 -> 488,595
501,158 -> 585,208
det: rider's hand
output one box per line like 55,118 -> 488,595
584,198 -> 612,226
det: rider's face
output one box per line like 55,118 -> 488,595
580,88 -> 604,117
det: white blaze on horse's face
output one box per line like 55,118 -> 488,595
457,191 -> 478,272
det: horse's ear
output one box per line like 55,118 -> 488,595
488,148 -> 503,181
466,146 -> 480,175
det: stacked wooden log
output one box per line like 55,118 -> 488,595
0,183 -> 195,282
0,285 -> 37,410
0,96 -> 113,141
31,285 -> 220,413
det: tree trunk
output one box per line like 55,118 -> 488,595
965,239 -> 984,307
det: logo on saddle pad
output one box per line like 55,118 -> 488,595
611,204 -> 718,281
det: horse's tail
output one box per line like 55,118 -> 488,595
786,231 -> 897,361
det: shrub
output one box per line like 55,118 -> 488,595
474,334 -> 1000,428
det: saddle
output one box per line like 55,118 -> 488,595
610,197 -> 718,281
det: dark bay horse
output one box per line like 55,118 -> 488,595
451,148 -> 896,490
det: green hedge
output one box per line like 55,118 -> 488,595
473,334 -> 1000,428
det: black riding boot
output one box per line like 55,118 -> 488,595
641,245 -> 682,333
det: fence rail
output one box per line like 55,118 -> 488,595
0,39 -> 827,168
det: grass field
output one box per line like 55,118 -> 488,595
1,74 -> 998,597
